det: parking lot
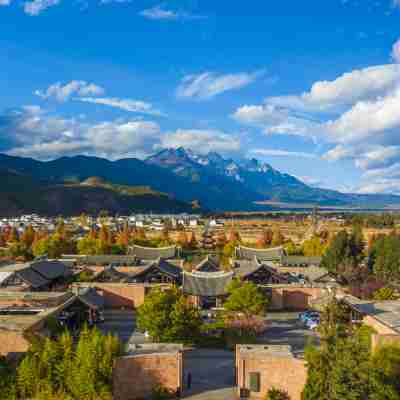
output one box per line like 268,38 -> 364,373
260,311 -> 319,355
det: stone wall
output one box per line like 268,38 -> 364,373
236,346 -> 307,400
113,352 -> 183,400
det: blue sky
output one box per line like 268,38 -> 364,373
1,0 -> 400,194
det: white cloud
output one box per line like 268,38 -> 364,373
0,0 -> 12,6
249,148 -> 318,159
176,70 -> 263,100
139,5 -> 204,21
159,129 -> 241,154
356,178 -> 400,195
266,64 -> 398,112
1,106 -> 162,160
392,39 -> 400,63
36,81 -> 105,102
24,0 -> 60,16
78,97 -> 164,116
325,88 -> 400,144
232,104 -> 320,140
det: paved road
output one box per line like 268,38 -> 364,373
262,312 -> 319,355
98,310 -> 149,344
183,349 -> 236,398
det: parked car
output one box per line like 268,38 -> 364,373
299,311 -> 319,323
305,316 -> 320,330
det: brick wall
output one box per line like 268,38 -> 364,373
371,333 -> 400,350
236,350 -> 307,400
0,330 -> 30,358
269,287 -> 326,311
113,352 -> 183,400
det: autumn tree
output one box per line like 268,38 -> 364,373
271,226 -> 284,246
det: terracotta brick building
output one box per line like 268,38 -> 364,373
113,344 -> 183,400
236,345 -> 308,400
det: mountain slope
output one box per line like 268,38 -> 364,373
0,169 -> 195,217
0,153 -> 261,211
2,149 -> 400,213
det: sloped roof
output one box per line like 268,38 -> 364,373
130,245 -> 178,260
234,258 -> 289,282
18,268 -> 49,289
72,255 -> 140,266
341,296 -> 400,333
236,245 -> 285,261
76,287 -> 105,310
193,256 -> 220,272
129,258 -> 182,281
282,256 -> 322,267
183,271 -> 234,297
301,266 -> 331,283
0,272 -> 13,285
30,260 -> 70,280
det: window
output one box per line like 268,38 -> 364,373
249,372 -> 261,392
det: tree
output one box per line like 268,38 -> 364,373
137,288 -> 201,343
257,229 -> 273,248
77,236 -> 99,255
372,287 -> 398,301
21,225 -> 35,248
302,236 -> 326,257
166,297 -> 202,343
266,388 -> 290,400
16,327 -> 120,400
7,227 -> 19,243
271,227 -> 284,247
370,233 -> 400,281
369,345 -> 400,400
320,231 -> 363,281
224,281 -> 268,318
32,233 -> 76,259
8,241 -> 33,260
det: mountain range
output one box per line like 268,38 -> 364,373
1,148 -> 400,216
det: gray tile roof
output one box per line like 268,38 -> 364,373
30,260 -> 70,280
193,256 -> 220,272
130,245 -> 178,260
236,245 -> 285,261
76,287 -> 105,310
183,271 -> 234,297
17,267 -> 50,289
129,259 -> 182,282
73,255 -> 140,266
282,256 -> 322,267
234,258 -> 290,283
341,296 -> 400,333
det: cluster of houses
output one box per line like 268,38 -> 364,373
1,242 -> 399,400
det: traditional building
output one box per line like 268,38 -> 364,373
183,270 -> 234,308
0,260 -> 71,291
193,255 -> 220,272
201,229 -> 216,250
0,288 -> 104,359
93,258 -> 183,285
233,258 -> 290,285
235,245 -> 285,262
129,244 -> 180,260
281,256 -> 322,268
